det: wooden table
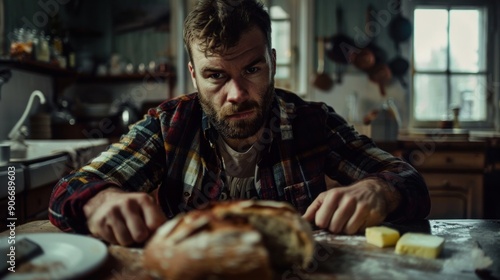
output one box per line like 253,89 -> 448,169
1,219 -> 499,279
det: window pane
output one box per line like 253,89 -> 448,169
414,74 -> 448,120
275,65 -> 290,79
271,21 -> 291,64
450,75 -> 487,121
414,9 -> 448,71
450,9 -> 486,72
270,1 -> 290,19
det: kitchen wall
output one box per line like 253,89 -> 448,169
1,0 -> 498,139
0,71 -> 53,140
309,0 -> 411,129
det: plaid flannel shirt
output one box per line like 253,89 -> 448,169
49,89 -> 430,233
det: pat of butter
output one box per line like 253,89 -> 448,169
395,233 -> 444,259
365,226 -> 400,248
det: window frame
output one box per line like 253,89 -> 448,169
408,0 -> 496,129
267,0 -> 298,91
264,0 -> 312,96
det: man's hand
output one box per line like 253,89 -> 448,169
83,187 -> 167,246
303,177 -> 401,235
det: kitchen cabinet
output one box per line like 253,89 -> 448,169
400,140 -> 486,219
0,139 -> 109,231
0,164 -> 25,231
22,155 -> 69,223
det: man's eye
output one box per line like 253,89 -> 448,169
209,73 -> 224,79
246,67 -> 259,74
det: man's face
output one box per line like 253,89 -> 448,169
188,26 -> 276,140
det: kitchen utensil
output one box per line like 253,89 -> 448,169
117,102 -> 140,129
388,54 -> 409,87
350,48 -> 376,71
325,6 -> 355,65
388,0 -> 412,44
363,5 -> 388,65
364,5 -> 391,96
312,37 -> 334,91
388,1 -> 411,90
368,64 -> 392,97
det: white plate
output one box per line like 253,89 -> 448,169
2,233 -> 108,280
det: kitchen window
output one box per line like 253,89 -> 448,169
410,0 -> 495,129
267,0 -> 295,91
265,0 -> 311,94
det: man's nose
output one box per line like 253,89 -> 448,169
226,77 -> 248,103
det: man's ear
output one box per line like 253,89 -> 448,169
271,48 -> 277,76
188,61 -> 197,89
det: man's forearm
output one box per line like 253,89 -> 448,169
48,173 -> 120,233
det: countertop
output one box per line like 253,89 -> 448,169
1,219 -> 498,279
0,139 -> 109,200
7,139 -> 109,164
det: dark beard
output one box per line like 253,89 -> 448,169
199,85 -> 274,139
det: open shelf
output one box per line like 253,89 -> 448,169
0,59 -> 76,77
0,59 -> 175,83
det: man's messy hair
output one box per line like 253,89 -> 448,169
183,0 -> 271,62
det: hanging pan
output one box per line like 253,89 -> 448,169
325,6 -> 355,65
312,37 -> 334,91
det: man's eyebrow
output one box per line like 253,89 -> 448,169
200,56 -> 267,74
201,66 -> 223,74
245,56 -> 266,68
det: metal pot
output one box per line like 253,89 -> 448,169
325,6 -> 355,65
388,0 -> 412,43
388,55 -> 409,87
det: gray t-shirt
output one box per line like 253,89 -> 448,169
217,137 -> 260,199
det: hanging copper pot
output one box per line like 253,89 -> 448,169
350,48 -> 376,71
312,37 -> 334,91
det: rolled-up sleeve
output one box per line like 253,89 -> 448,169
49,114 -> 166,233
323,106 -> 431,222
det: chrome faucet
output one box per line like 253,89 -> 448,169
8,90 -> 46,158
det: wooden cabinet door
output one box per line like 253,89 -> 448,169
422,173 -> 483,219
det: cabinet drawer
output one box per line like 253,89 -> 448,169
422,173 -> 483,190
408,151 -> 484,171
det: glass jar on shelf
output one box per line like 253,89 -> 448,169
36,32 -> 50,63
9,28 -> 35,60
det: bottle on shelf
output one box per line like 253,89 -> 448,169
36,31 -> 50,63
62,32 -> 76,70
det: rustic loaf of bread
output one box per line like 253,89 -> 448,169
143,200 -> 315,280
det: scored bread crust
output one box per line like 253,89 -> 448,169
143,200 -> 315,279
